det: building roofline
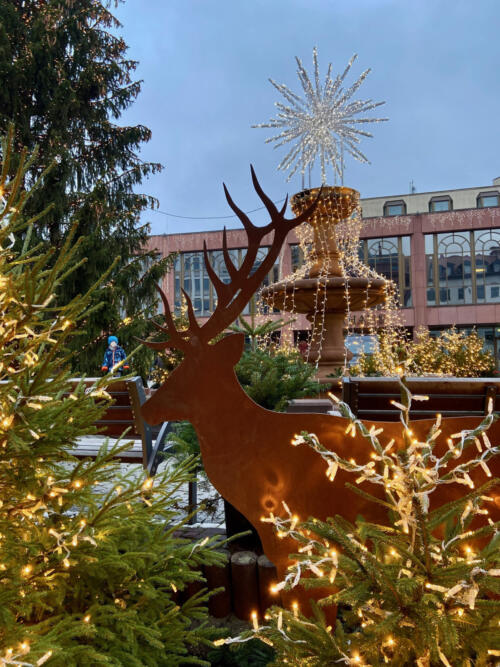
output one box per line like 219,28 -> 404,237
361,183 -> 499,202
148,183 -> 500,238
149,227 -> 246,239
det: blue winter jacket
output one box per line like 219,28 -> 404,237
102,346 -> 129,371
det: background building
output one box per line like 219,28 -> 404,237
147,177 -> 500,366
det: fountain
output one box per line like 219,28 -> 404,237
260,186 -> 386,385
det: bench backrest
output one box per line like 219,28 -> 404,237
342,376 -> 500,421
68,377 -> 153,465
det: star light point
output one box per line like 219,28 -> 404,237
254,48 -> 388,185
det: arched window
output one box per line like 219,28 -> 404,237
367,237 -> 399,276
474,229 -> 500,303
359,236 -> 412,307
435,232 -> 472,305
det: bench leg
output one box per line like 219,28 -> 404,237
188,476 -> 198,525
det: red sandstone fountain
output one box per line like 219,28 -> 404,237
261,186 -> 386,385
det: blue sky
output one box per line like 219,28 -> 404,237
114,0 -> 500,235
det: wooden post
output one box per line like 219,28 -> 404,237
231,551 -> 259,622
184,577 -> 204,601
204,550 -> 232,618
257,554 -> 280,614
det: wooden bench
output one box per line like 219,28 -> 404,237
69,377 -> 172,472
342,376 -> 500,421
68,377 -> 198,521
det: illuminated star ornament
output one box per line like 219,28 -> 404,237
254,48 -> 388,184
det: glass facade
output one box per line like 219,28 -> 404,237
173,247 -> 279,316
426,229 -> 500,305
290,236 -> 412,307
359,236 -> 412,307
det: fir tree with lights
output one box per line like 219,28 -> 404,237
0,0 -> 172,378
0,133 -> 225,665
221,368 -> 499,665
352,327 -> 496,378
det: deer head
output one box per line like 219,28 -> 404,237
141,167 -> 320,426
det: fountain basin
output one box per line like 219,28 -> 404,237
261,276 -> 387,314
261,276 -> 387,384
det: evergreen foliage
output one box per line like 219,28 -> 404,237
207,637 -> 275,666
0,134 -> 225,665
235,347 -> 320,412
228,312 -> 295,353
0,0 -> 173,378
351,327 -> 496,378
226,372 -> 500,665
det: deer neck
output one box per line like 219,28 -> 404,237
188,368 -> 278,458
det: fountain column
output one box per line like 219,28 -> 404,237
290,187 -> 359,381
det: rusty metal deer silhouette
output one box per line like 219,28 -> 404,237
141,167 -> 499,614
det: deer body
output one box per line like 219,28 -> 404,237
142,169 -> 499,614
142,332 -> 499,611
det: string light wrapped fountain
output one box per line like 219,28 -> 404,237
255,48 -> 390,385
261,185 -> 386,383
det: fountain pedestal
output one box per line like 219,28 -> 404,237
260,186 -> 387,386
308,311 -> 350,383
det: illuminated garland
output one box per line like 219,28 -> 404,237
215,371 -> 499,664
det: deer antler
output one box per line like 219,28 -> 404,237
150,167 -> 320,351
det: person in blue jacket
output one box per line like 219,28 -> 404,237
101,335 -> 129,375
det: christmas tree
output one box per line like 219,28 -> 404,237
0,0 -> 172,377
0,132 -> 225,665
221,368 -> 499,665
351,327 -> 495,378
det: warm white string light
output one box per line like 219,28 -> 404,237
253,48 -> 388,185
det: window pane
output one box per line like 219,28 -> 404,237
431,199 -> 451,212
385,203 -> 404,216
478,195 -> 499,208
474,229 -> 500,303
291,244 -> 304,272
427,288 -> 436,305
439,288 -> 450,303
364,236 -> 411,307
435,232 -> 472,305
401,236 -> 411,255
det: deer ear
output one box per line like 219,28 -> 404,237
213,333 -> 245,365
